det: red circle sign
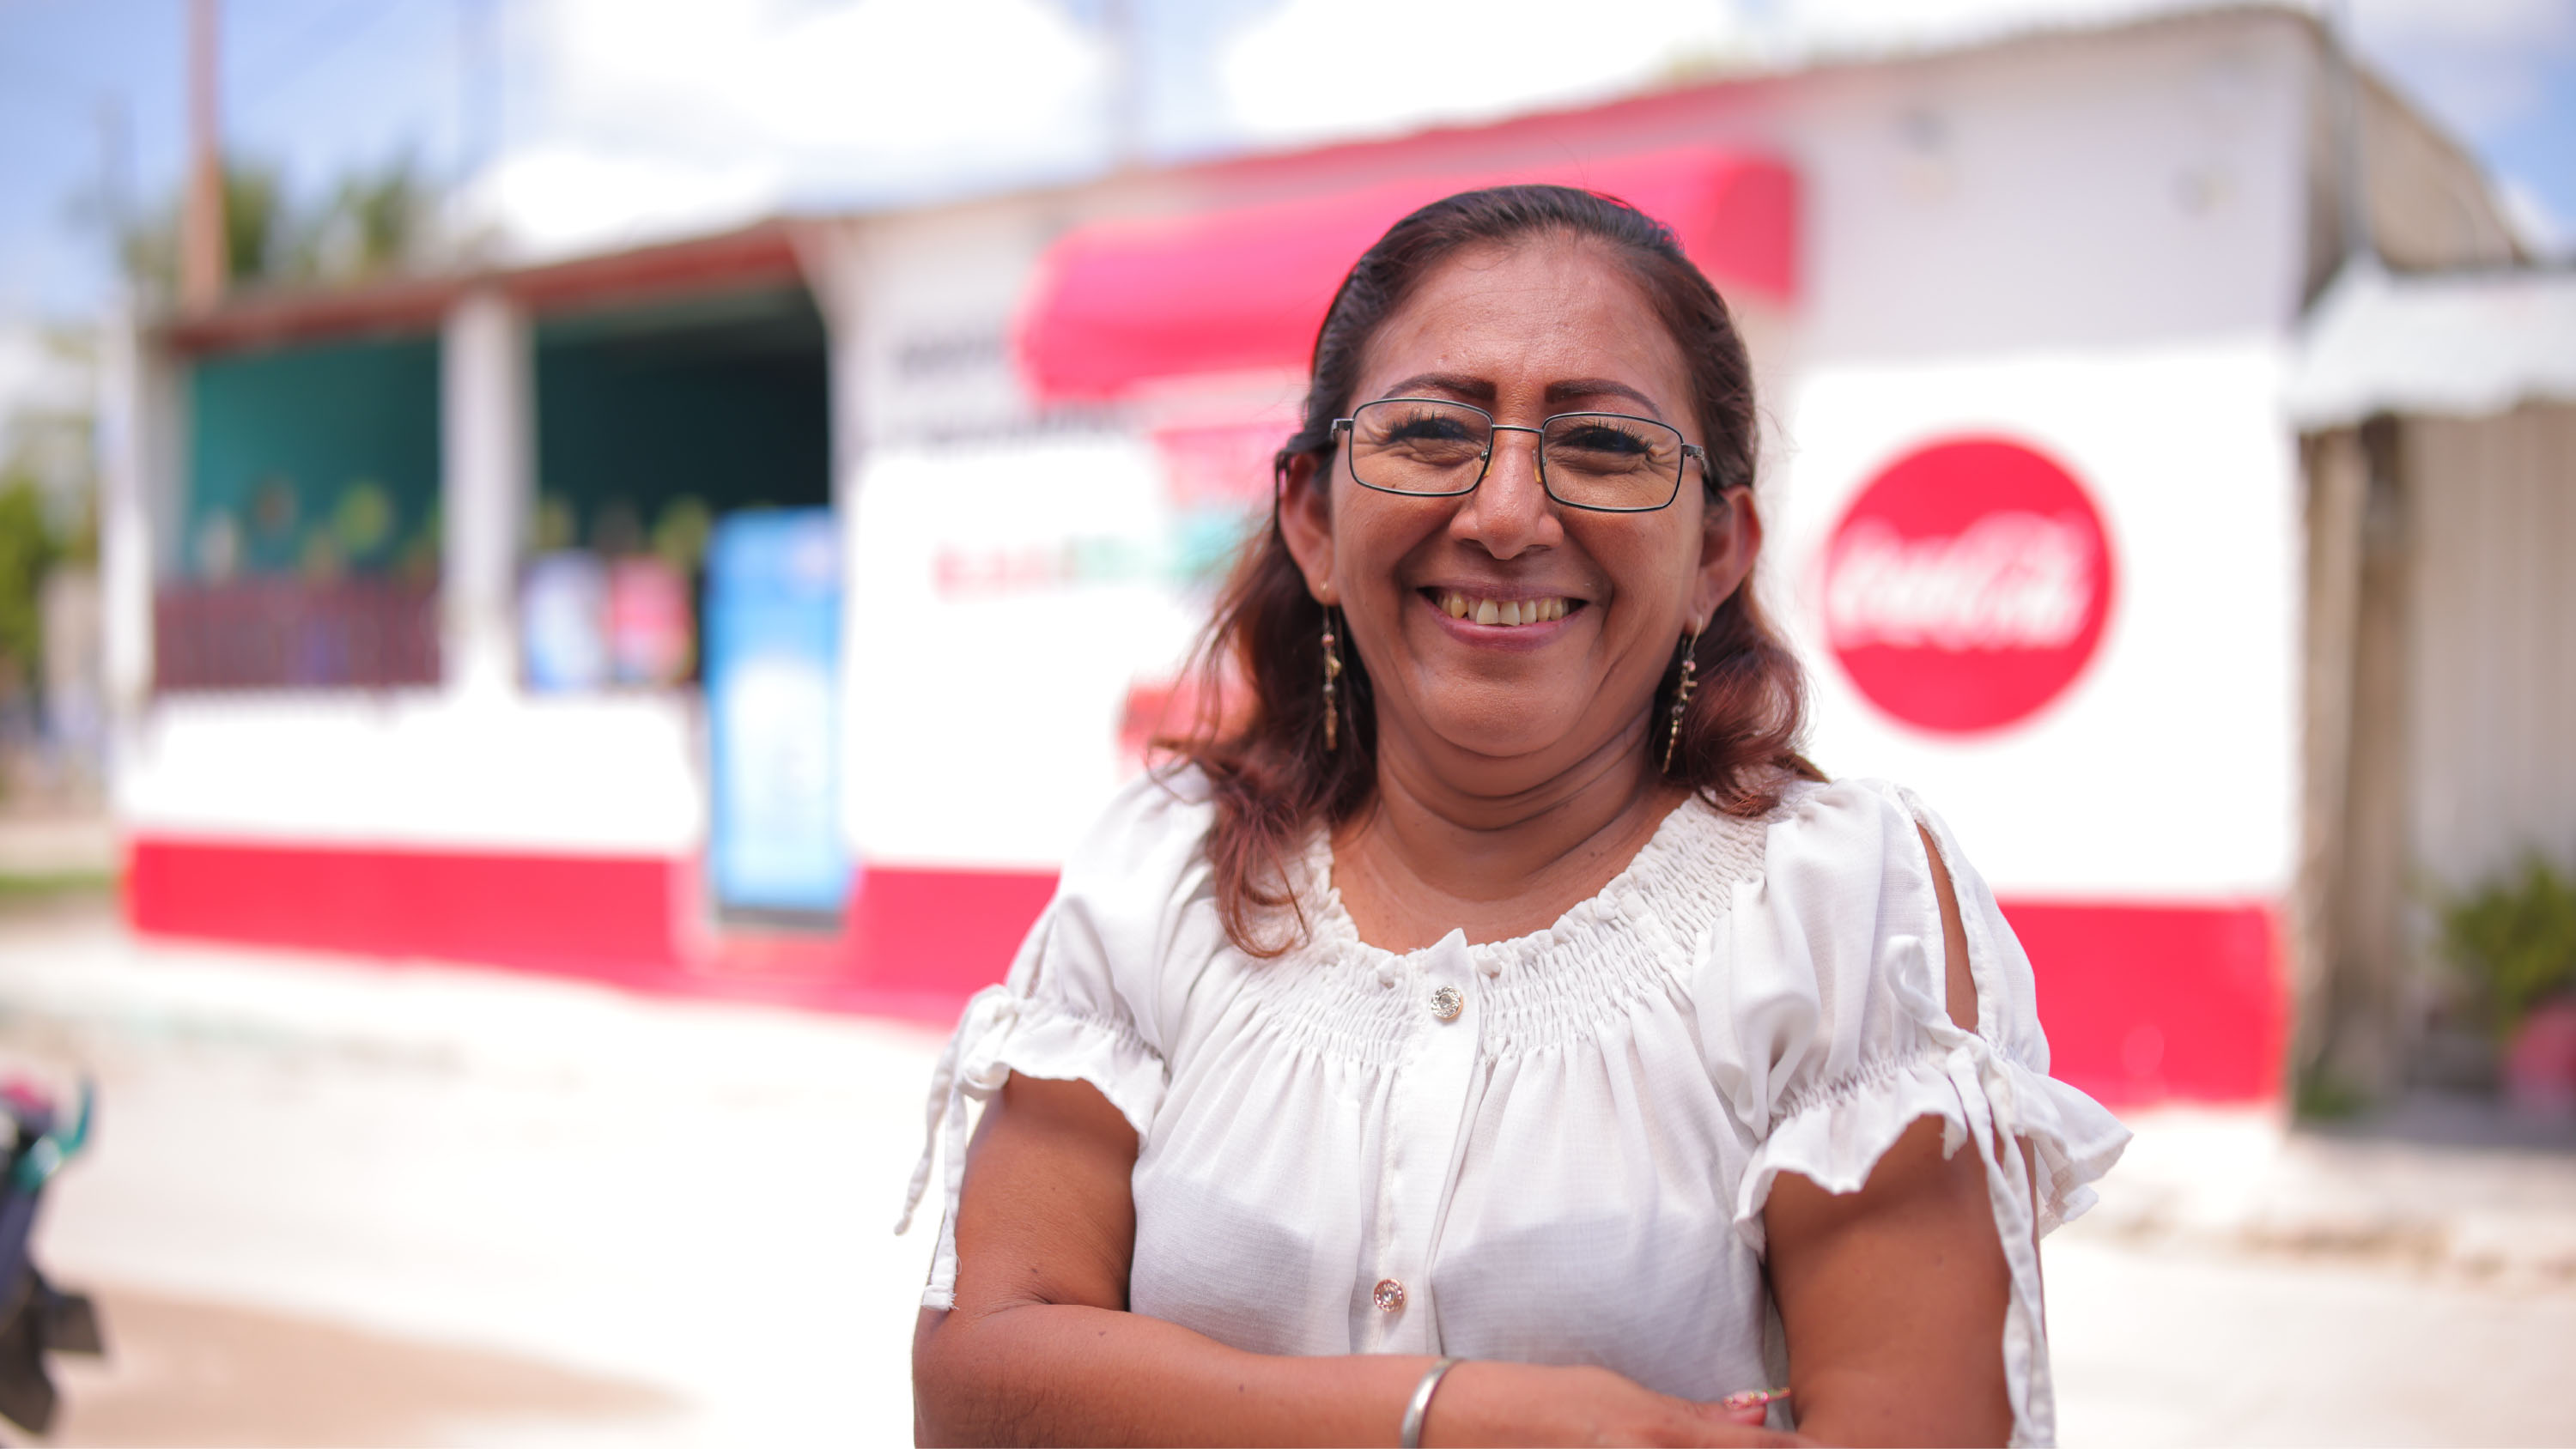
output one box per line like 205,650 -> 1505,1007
1820,437 -> 2115,735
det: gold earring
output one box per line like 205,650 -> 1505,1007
1321,607 -> 1345,752
1662,627 -> 1701,773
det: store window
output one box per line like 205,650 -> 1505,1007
523,286 -> 829,692
158,334 -> 441,691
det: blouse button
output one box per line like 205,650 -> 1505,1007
1430,985 -> 1463,1022
1373,1278 -> 1406,1312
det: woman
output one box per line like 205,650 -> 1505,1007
902,185 -> 2127,1446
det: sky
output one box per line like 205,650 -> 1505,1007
0,0 -> 2570,336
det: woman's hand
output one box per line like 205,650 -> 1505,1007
916,1072 -> 1810,1446
1420,1361 -> 1807,1447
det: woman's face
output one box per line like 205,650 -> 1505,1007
1281,235 -> 1759,785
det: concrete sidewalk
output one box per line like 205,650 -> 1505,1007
0,903 -> 948,1445
2079,1098 -> 2576,1284
0,903 -> 2568,1445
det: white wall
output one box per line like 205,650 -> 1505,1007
1782,14 -> 2316,364
1769,341 -> 2304,898
2403,404 -> 2576,893
842,436 -> 1207,870
1754,17 -> 2317,898
118,691 -> 705,855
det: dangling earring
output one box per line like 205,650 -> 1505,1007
1321,606 -> 1345,752
1662,627 -> 1701,773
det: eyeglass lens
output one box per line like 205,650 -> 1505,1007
1346,399 -> 1684,511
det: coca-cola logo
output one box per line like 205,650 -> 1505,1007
1820,437 -> 2114,734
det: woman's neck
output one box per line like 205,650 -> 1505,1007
1329,716 -> 1687,952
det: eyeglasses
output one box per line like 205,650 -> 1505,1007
1331,397 -> 1706,513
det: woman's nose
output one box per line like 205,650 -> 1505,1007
1452,428 -> 1559,559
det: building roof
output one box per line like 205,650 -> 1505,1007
2286,262 -> 2576,428
161,221 -> 805,355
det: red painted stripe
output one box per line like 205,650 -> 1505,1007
123,837 -> 2282,1101
844,865 -> 1059,1000
127,837 -> 683,973
124,836 -> 1057,1024
2002,900 -> 2286,1106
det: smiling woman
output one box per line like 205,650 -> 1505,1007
903,186 -> 2129,1447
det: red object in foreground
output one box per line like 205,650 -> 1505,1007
124,836 -> 2280,1101
1018,148 -> 1797,402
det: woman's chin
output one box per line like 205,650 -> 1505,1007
1407,701 -> 1603,770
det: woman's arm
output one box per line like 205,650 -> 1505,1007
1759,828 -> 2026,1447
913,1072 -> 1801,1447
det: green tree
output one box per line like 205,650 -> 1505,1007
121,153 -> 432,299
298,151 -> 432,281
0,326 -> 98,703
0,474 -> 62,701
2441,855 -> 2576,1038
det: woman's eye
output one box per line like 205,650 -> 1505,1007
1384,415 -> 1477,444
1554,423 -> 1653,456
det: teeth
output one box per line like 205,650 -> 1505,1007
1439,593 -> 1571,627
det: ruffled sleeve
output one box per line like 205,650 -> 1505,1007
896,768 -> 1218,1310
1710,779 -> 2129,1447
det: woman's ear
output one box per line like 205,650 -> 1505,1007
1276,451 -> 1339,604
1691,485 -> 1762,623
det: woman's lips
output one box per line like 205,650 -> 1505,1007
1416,589 -> 1586,648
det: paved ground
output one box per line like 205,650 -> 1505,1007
0,898 -> 942,1445
0,900 -> 2567,1446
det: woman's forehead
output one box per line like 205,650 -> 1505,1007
1353,236 -> 1689,407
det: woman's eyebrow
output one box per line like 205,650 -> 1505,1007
1374,374 -> 1668,419
1545,379 -> 1663,418
1376,372 -> 1492,403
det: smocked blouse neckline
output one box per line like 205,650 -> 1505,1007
1303,788 -> 1721,970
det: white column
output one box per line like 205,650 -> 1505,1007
789,218 -> 867,506
791,218 -> 870,872
441,288 -> 531,700
96,303 -> 162,796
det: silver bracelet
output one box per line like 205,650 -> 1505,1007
1400,1356 -> 1461,1449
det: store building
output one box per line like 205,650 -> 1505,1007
102,5 -> 2559,1105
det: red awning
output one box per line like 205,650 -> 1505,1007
1018,148 -> 1797,402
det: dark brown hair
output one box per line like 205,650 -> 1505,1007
1173,184 -> 1817,954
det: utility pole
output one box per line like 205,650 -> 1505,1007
179,0 -> 226,312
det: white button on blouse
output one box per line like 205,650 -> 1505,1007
902,769 -> 2129,1446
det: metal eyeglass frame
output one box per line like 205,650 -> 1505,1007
1330,397 -> 1709,514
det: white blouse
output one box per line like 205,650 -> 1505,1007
901,770 -> 2129,1446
